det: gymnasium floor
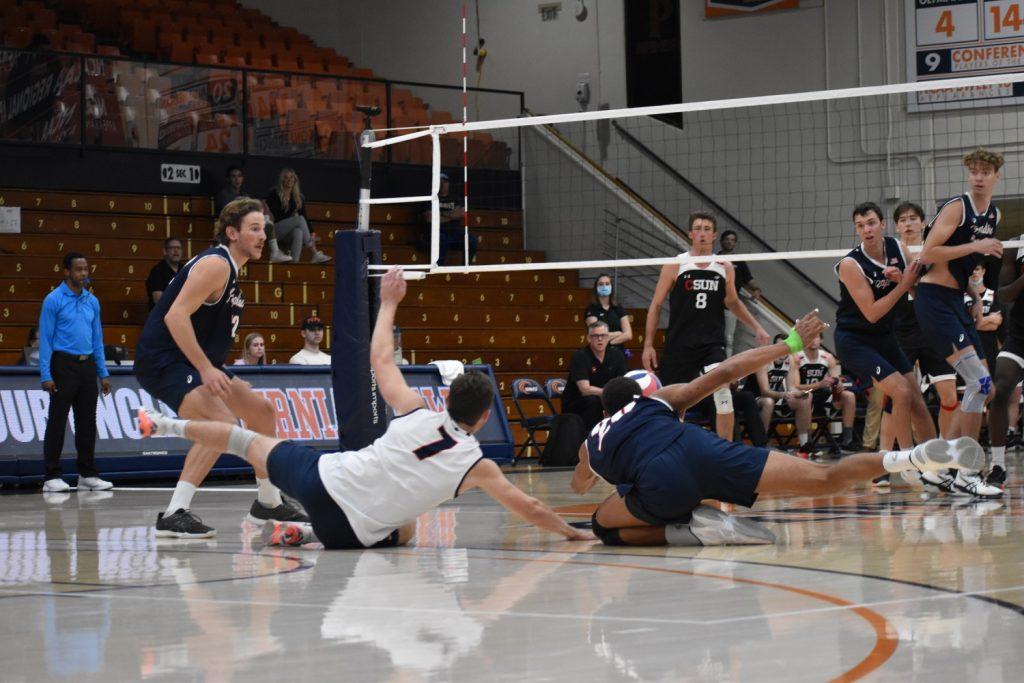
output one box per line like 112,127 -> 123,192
1,458 -> 1022,682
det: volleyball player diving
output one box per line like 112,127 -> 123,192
571,309 -> 984,547
138,267 -> 594,549
914,148 -> 1005,498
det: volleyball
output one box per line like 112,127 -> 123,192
624,370 -> 662,397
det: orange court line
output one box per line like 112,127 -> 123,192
403,549 -> 899,681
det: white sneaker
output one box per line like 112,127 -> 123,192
911,437 -> 985,473
78,476 -> 113,491
921,470 -> 957,494
269,250 -> 292,263
898,469 -> 924,490
310,251 -> 331,264
42,478 -> 70,492
953,471 -> 1003,499
688,505 -> 776,546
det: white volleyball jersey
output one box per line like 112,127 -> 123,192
317,408 -> 485,546
795,350 -> 832,385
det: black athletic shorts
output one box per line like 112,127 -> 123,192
135,360 -> 235,412
900,340 -> 956,382
659,343 -> 727,386
267,441 -> 400,550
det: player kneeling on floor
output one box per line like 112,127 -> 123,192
139,267 -> 594,549
571,309 -> 986,547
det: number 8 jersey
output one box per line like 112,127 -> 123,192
136,245 -> 245,372
665,252 -> 728,350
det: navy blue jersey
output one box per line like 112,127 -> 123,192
585,397 -> 684,486
925,194 -> 999,292
835,236 -> 906,334
135,245 -> 244,371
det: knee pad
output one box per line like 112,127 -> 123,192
954,351 -> 991,413
713,386 -> 733,414
591,513 -> 626,546
227,425 -> 259,457
962,376 -> 992,414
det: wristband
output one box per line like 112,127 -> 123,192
784,327 -> 803,354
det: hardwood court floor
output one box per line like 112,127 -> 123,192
1,457 -> 1022,682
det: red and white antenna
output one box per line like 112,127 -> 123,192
461,2 -> 470,268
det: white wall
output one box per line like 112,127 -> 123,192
241,0 -> 627,115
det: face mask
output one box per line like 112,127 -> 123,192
970,277 -> 984,288
596,284 -> 612,297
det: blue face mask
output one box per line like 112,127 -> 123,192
596,284 -> 612,297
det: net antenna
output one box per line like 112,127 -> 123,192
360,70 -> 1024,278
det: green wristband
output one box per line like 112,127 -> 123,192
784,327 -> 803,354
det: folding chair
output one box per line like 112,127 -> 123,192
544,378 -> 566,406
511,378 -> 557,461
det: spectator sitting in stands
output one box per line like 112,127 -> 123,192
393,325 -> 410,365
17,326 -> 40,366
289,316 -> 331,365
144,237 -> 183,309
788,333 -> 859,453
561,320 -> 628,430
234,332 -> 266,366
718,230 -> 763,356
584,273 -> 632,352
218,165 -> 289,263
266,168 -> 330,264
419,172 -> 478,266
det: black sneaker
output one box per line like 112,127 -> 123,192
871,474 -> 891,489
985,465 -> 1007,489
246,499 -> 309,524
156,509 -> 217,539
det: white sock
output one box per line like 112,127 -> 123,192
881,449 -> 914,473
256,477 -> 282,507
165,481 -> 197,515
155,414 -> 188,438
798,433 -> 808,445
991,446 -> 1006,469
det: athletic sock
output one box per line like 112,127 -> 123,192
798,433 -> 809,446
991,445 -> 1006,469
165,481 -> 197,515
256,477 -> 283,507
881,449 -> 915,473
155,415 -> 188,438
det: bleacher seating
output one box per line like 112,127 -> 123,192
0,185 -> 655,452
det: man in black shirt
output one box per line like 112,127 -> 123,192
562,321 -> 628,430
719,230 -> 762,356
145,237 -> 183,309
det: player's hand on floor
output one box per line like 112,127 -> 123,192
200,366 -> 232,398
381,266 -> 407,304
566,528 -> 598,541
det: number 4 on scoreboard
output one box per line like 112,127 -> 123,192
936,9 -> 955,38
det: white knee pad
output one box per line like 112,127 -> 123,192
954,351 -> 991,414
713,385 -> 733,414
227,425 -> 259,457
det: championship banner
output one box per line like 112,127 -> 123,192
906,0 -> 1024,110
0,365 -> 512,481
0,49 -> 81,143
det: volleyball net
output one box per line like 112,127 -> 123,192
363,71 -> 1024,284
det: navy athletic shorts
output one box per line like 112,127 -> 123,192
619,424 -> 770,526
899,338 -> 956,382
266,441 -> 399,550
134,360 -> 234,413
913,282 -> 985,360
834,328 -> 912,384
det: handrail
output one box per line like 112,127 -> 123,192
610,121 -> 839,306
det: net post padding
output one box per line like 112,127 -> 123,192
332,230 -> 387,450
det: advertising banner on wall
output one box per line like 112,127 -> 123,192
0,49 -> 80,143
0,365 -> 512,480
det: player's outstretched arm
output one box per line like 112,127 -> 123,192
654,310 -> 826,413
371,267 -> 425,415
164,256 -> 233,397
463,459 -> 595,540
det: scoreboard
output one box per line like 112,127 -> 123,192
907,0 -> 1024,110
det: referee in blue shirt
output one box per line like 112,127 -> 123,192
38,252 -> 113,492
